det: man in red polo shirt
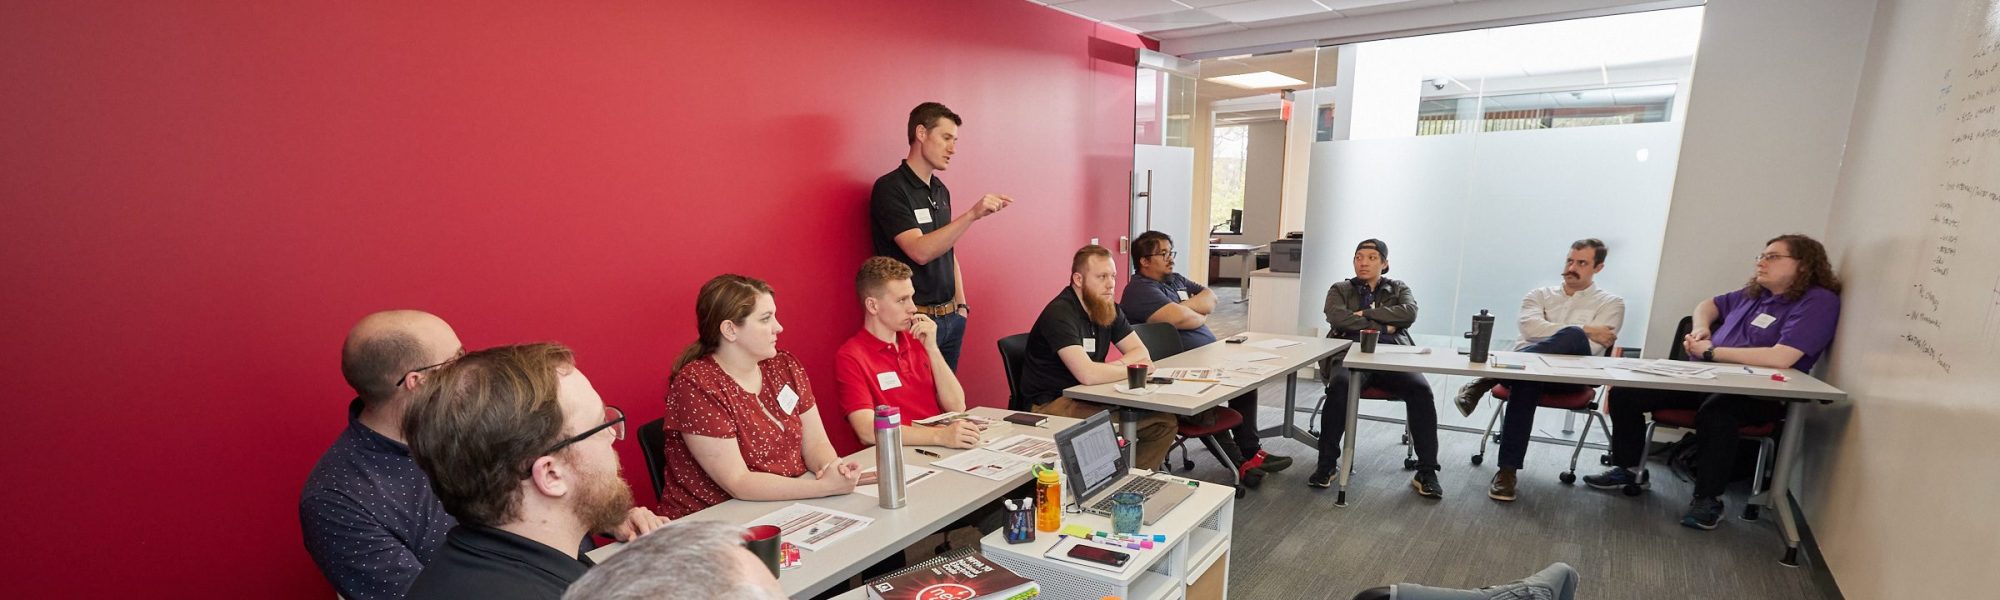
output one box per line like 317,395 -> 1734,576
832,257 -> 983,452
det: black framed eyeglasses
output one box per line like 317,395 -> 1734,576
1146,251 -> 1177,260
1755,253 -> 1796,263
395,348 -> 466,387
544,405 -> 626,455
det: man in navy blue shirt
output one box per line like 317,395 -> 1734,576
1119,231 -> 1291,488
300,310 -> 465,600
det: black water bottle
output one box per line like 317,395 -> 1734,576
1466,309 -> 1495,363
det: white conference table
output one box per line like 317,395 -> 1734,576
1329,348 -> 1846,565
588,407 -> 1083,599
1063,332 -> 1350,478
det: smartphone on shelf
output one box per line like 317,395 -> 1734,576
1066,544 -> 1131,568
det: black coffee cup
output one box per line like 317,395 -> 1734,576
1359,329 -> 1380,353
1127,363 -> 1147,389
743,524 -> 782,577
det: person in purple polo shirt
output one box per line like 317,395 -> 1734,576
1584,234 -> 1843,530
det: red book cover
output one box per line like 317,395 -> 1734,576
866,549 -> 1039,600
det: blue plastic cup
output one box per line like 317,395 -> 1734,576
1110,491 -> 1145,535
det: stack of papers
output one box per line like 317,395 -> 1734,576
1155,367 -> 1220,381
855,466 -> 940,498
757,504 -> 874,551
927,435 -> 1058,480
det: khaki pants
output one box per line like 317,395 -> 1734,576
1035,396 -> 1178,469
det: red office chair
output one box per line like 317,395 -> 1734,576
1469,347 -> 1621,484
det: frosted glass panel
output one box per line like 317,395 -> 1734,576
1295,122 -> 1681,348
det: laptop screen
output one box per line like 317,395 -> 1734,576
1054,411 -> 1127,505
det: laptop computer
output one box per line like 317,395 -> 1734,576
1053,411 -> 1194,525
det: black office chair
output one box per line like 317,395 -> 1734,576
1130,322 -> 1183,360
997,333 -> 1031,412
637,417 -> 668,500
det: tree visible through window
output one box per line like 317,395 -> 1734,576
1209,124 -> 1248,234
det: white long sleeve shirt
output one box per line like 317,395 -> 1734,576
1515,283 -> 1626,355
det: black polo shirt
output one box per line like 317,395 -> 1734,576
1020,286 -> 1134,407
404,524 -> 594,600
870,160 -> 956,306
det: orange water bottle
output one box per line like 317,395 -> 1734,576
1034,465 -> 1062,531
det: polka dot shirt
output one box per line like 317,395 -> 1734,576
657,350 -> 816,519
300,399 -> 456,600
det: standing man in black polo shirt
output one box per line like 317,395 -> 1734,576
402,343 -> 667,600
870,102 -> 1014,370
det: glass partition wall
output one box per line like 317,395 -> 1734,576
1290,7 -> 1705,438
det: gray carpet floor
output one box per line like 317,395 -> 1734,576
1188,286 -> 1829,599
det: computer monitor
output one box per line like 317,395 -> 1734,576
1228,209 -> 1242,234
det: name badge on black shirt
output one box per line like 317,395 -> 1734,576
1082,337 -> 1096,353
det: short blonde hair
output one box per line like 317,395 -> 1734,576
855,256 -> 913,301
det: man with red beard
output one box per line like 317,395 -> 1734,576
402,343 -> 667,600
1019,245 -> 1177,469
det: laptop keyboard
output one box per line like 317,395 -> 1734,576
1087,476 -> 1168,513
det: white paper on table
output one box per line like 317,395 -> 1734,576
929,448 -> 1036,480
1624,360 -> 1717,379
754,504 -> 875,552
1716,365 -> 1782,377
1545,366 -> 1607,378
912,412 -> 998,428
1246,338 -> 1301,349
987,434 -> 1061,462
854,466 -> 939,498
1536,355 -> 1600,369
1155,367 -> 1220,381
1153,380 -> 1215,396
1229,351 -> 1284,362
1365,346 -> 1433,355
1584,356 -> 1652,369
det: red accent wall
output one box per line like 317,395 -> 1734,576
0,1 -> 1147,596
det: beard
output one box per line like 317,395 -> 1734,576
1081,288 -> 1118,328
572,462 -> 636,533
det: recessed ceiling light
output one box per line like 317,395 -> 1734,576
1205,71 -> 1308,89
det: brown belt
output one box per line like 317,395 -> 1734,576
914,303 -> 957,316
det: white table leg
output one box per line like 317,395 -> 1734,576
1769,400 -> 1809,566
1336,372 -> 1362,507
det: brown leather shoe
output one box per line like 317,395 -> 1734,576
1488,469 -> 1518,502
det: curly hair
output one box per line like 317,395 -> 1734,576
1744,234 -> 1841,301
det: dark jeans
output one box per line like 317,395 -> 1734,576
1607,387 -> 1785,498
1229,391 -> 1263,455
932,312 -> 965,371
1318,366 -> 1439,471
1497,326 -> 1594,469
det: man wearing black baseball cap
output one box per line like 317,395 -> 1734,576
1308,238 -> 1445,499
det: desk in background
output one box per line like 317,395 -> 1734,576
1063,333 -> 1349,480
1319,349 -> 1845,565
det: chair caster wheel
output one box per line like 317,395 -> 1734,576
1742,505 -> 1761,521
1559,471 -> 1576,484
1470,454 -> 1484,466
1181,459 -> 1195,471
1622,484 -> 1643,497
1403,458 -> 1418,471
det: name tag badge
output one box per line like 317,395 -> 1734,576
914,208 -> 933,224
1176,289 -> 1189,301
776,385 -> 800,414
1751,313 -> 1777,329
876,371 -> 903,391
1082,337 -> 1097,353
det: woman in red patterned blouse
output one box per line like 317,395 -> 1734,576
658,274 -> 860,519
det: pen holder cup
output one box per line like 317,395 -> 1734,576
1004,502 -> 1037,544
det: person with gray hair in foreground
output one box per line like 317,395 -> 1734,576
561,520 -> 786,600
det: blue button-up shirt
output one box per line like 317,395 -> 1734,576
300,399 -> 456,600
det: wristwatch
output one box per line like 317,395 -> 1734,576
957,303 -> 970,316
1701,347 -> 1715,362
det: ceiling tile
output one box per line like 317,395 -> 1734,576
1118,9 -> 1231,31
1049,0 -> 1193,22
1147,22 -> 1251,39
1333,0 -> 1453,17
1203,0 -> 1333,23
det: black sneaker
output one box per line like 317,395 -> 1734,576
1307,465 -> 1337,488
1582,467 -> 1644,490
1410,469 -> 1443,499
1248,450 -> 1293,473
1682,497 -> 1724,530
1455,378 -> 1500,417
